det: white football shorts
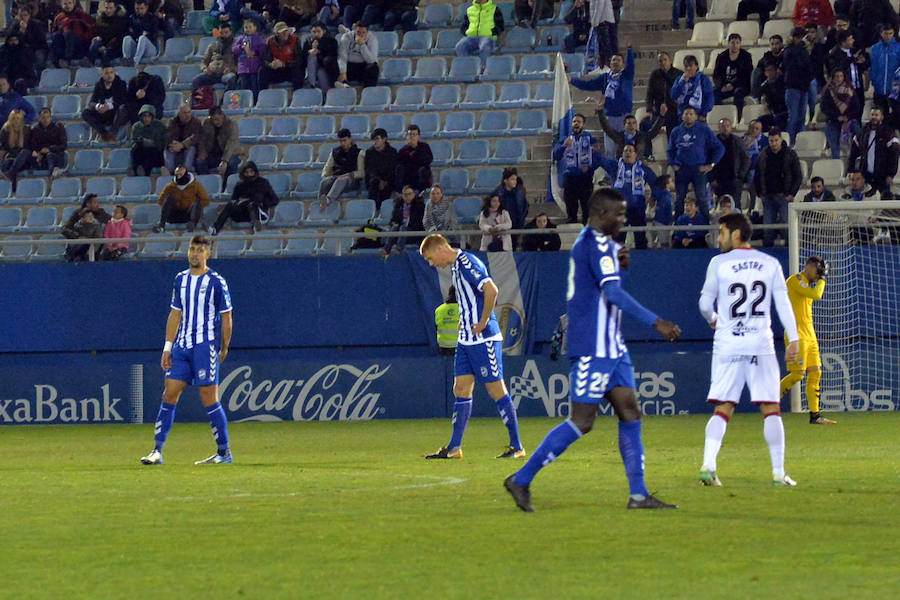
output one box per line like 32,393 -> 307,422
706,353 -> 780,404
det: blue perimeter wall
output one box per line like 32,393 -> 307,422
1,248 -> 895,425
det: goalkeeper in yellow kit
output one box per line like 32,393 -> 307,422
779,255 -> 836,425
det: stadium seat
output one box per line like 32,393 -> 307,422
251,89 -> 289,115
116,66 -> 138,84
427,84 -> 461,111
455,140 -> 490,166
21,207 -> 58,233
117,176 -> 153,203
409,57 -> 447,83
85,176 -> 117,201
358,86 -> 392,112
214,233 -> 248,257
238,117 -> 267,142
144,65 -> 172,86
223,89 -> 254,115
159,37 -> 195,62
340,115 -> 371,139
305,202 -> 341,226
398,30 -> 433,56
563,53 -> 585,76
31,234 -> 67,261
459,84 -> 496,110
280,237 -> 318,256
530,82 -> 554,107
0,180 -> 10,201
757,19 -> 793,46
470,168 -> 503,194
263,116 -> 302,142
11,179 -> 47,204
373,31 -> 399,57
50,95 -> 81,120
481,56 -> 516,82
375,113 -> 406,140
140,232 -> 178,258
410,113 -> 440,138
421,4 -> 452,28
439,168 -> 470,195
706,105 -> 738,127
23,95 -> 48,114
0,208 -> 23,232
374,200 -> 393,226
47,178 -> 82,205
489,138 -> 527,165
705,0 -> 740,20
292,172 -> 323,198
322,87 -> 358,113
378,58 -> 412,84
103,149 -> 131,175
287,88 -> 324,114
266,173 -> 292,199
300,115 -> 336,141
184,10 -> 205,34
446,56 -> 480,83
502,28 -> 535,53
154,176 -> 172,196
673,49 -> 706,73
313,144 -> 332,168
476,111 -> 511,137
510,109 -> 548,135
687,22 -> 724,47
810,159 -> 844,186
196,174 -> 223,196
317,230 -> 354,256
194,36 -> 217,59
452,3 -> 468,25
339,199 -> 376,226
34,68 -> 70,93
429,140 -> 454,166
433,30 -> 464,55
131,204 -> 162,231
541,27 -> 569,52
440,111 -> 476,138
794,131 -> 827,159
726,21 -> 761,46
163,92 -> 184,118
453,196 -> 482,224
390,85 -> 426,111
249,145 -> 279,170
517,55 -> 552,79
245,237 -> 283,257
494,82 -> 529,109
278,144 -> 313,170
496,1 -> 515,23
201,203 -> 221,226
269,201 -> 305,227
0,235 -> 33,260
172,65 -> 203,90
65,123 -> 91,148
68,67 -> 99,92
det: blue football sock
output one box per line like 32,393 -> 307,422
448,398 -> 472,449
513,419 -> 582,486
495,394 -> 523,450
153,401 -> 176,452
618,420 -> 649,498
206,402 -> 230,455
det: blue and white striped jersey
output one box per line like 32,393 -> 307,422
451,250 -> 502,346
170,269 -> 233,349
567,227 -> 628,359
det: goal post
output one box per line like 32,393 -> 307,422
787,201 -> 900,413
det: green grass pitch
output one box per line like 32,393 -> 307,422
1,412 -> 897,599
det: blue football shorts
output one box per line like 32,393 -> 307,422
569,354 -> 635,405
166,341 -> 220,386
455,340 -> 504,383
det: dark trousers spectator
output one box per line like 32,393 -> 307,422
197,154 -> 241,188
714,87 -> 749,120
361,6 -> 385,26
259,65 -> 305,90
131,147 -> 164,175
862,171 -> 893,199
346,62 -> 379,87
384,9 -> 417,31
674,167 -> 712,218
279,7 -> 316,28
212,197 -> 265,231
164,148 -> 197,173
395,164 -> 432,193
82,106 -> 127,137
672,0 -> 696,29
367,179 -> 394,211
88,39 -> 122,65
736,0 -> 774,35
757,111 -> 788,132
32,151 -> 67,173
192,72 -> 238,89
625,205 -> 648,249
51,32 -> 88,65
382,224 -> 412,253
563,173 -> 593,224
159,198 -> 203,230
2,149 -> 33,183
762,193 -> 788,246
238,72 -> 261,101
564,33 -> 587,54
785,89 -> 806,143
342,5 -> 363,28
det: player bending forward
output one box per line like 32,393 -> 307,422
141,235 -> 234,465
504,189 -> 681,512
419,234 -> 526,459
698,213 -> 799,487
779,256 -> 836,424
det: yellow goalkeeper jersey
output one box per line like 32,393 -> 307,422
786,272 -> 825,340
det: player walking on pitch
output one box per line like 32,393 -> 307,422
419,234 -> 526,459
779,256 -> 836,424
503,189 -> 681,512
141,235 -> 234,465
698,213 -> 800,487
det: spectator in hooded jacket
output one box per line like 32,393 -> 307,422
210,160 -> 280,234
154,165 -> 211,232
89,1 -> 128,65
50,0 -> 95,68
0,76 -> 36,125
572,46 -> 635,156
364,127 -> 398,211
82,65 -> 128,142
318,128 -> 364,208
29,107 -> 68,178
123,65 -> 166,123
122,0 -> 159,66
670,54 -> 715,119
522,213 -> 561,252
302,21 -> 339,96
456,0 -> 505,70
197,106 -> 244,183
165,103 -> 203,173
130,103 -> 166,175
713,33 -> 753,120
0,32 -> 38,97
193,21 -> 238,90
868,23 -> 900,111
261,21 -> 304,90
5,6 -> 49,69
667,106 -> 725,219
337,21 -> 379,88
233,19 -> 267,100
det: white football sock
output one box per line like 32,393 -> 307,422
764,414 -> 785,478
702,413 -> 728,472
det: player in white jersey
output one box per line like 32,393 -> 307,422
141,235 -> 234,466
697,213 -> 800,487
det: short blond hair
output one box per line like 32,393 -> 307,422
419,233 -> 450,254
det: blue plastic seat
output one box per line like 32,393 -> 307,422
398,30 -> 433,56
429,140 -> 454,166
453,196 -> 482,224
263,116 -> 301,142
322,87 -> 357,113
490,138 -> 527,165
476,111 -> 511,137
318,230 -> 355,255
470,167 -> 504,194
47,178 -> 82,205
21,207 -> 59,233
117,176 -> 153,203
439,169 -> 470,195
266,173 -> 292,198
440,111 -> 476,138
502,28 -> 535,53
455,140 -> 490,166
433,30 -> 463,55
154,176 -> 172,196
0,235 -> 33,260
373,31 -> 399,57
374,200 -> 393,226
291,172 -> 322,198
530,81 -> 554,107
104,148 -> 131,175
140,232 -> 178,258
85,176 -> 117,201
269,201 -> 305,227
202,204 -> 221,226
408,57 -> 446,83
390,85 -> 425,111
339,199 -> 376,226
252,89 -> 289,115
144,65 -> 173,86
196,174 -> 223,196
116,66 -> 138,84
510,109 -> 548,135
172,64 -> 203,90
24,96 -> 48,114
357,86 -> 392,112
223,89 -> 254,115
313,144 -> 332,168
518,55 -> 552,79
421,4 -> 452,28
378,58 -> 412,84
214,233 -> 249,257
278,144 -> 313,170
496,2 -> 515,24
68,67 -> 99,92
249,145 -> 278,170
163,92 -> 184,118
374,113 -> 406,140
304,202 -> 341,226
459,83 -> 496,110
495,82 -> 530,108
446,56 -> 480,83
65,123 -> 91,148
563,53 -> 585,75
542,27 -> 569,52
287,88 -> 323,114
13,179 -> 47,203
281,237 -> 318,256
426,84 -> 460,111
410,113 -> 440,138
245,237 -> 283,256
0,208 -> 23,232
131,204 -> 162,231
31,234 -> 67,261
184,10 -> 206,34
300,115 -> 336,141
195,36 -> 217,59
0,180 -> 10,201
238,117 -> 266,142
51,95 -> 81,120
34,69 -> 70,93
481,56 -> 516,82
159,37 -> 194,63
453,4 -> 469,25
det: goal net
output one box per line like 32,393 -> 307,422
787,201 -> 900,413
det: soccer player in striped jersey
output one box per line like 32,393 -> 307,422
697,213 -> 800,487
504,189 -> 681,512
419,234 -> 526,460
141,235 -> 234,466
779,256 -> 836,424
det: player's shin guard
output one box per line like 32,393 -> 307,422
702,411 -> 729,472
618,420 -> 649,498
780,371 -> 804,399
448,398 -> 473,449
495,394 -> 523,451
513,419 -> 581,486
763,412 -> 785,479
154,401 -> 177,452
806,369 -> 821,414
206,402 -> 230,456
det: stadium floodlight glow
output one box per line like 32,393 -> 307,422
788,201 -> 900,413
